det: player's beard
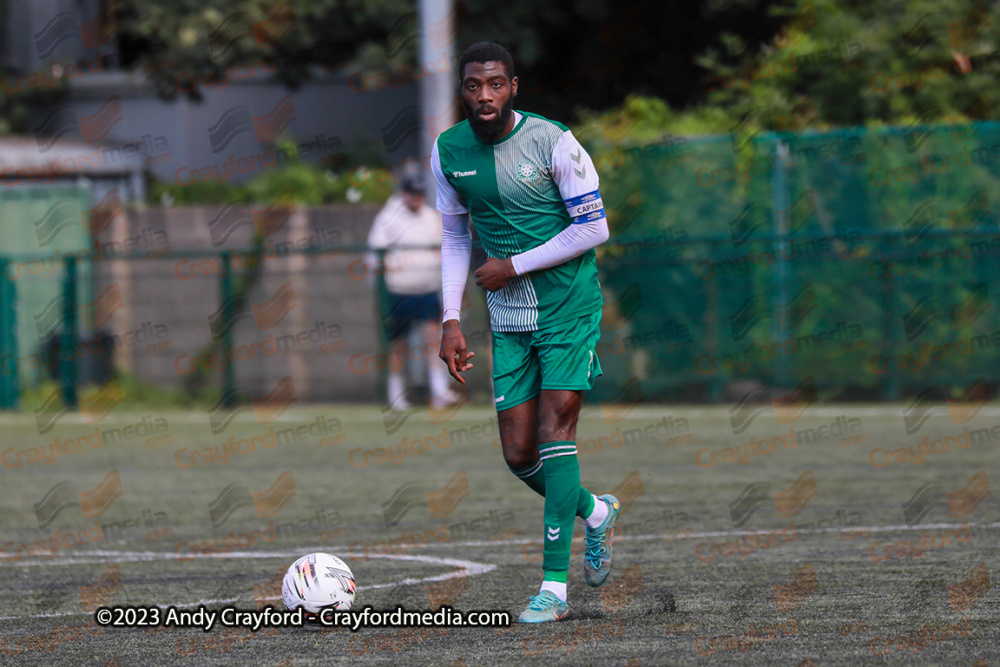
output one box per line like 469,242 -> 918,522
466,95 -> 515,143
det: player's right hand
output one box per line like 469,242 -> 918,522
440,320 -> 475,384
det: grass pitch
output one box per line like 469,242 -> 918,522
1,403 -> 998,665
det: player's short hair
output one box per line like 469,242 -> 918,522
458,42 -> 515,82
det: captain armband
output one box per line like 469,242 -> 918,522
563,190 -> 606,224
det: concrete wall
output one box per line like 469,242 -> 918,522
91,204 -> 490,403
92,204 -> 379,401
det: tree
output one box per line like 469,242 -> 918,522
1,0 -> 788,131
695,0 -> 999,128
112,0 -> 791,114
115,0 -> 415,100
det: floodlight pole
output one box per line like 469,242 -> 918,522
418,0 -> 456,204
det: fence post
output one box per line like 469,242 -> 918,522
0,258 -> 17,409
771,139 -> 791,388
220,251 -> 236,406
61,255 -> 79,409
879,237 -> 900,400
705,239 -> 723,404
375,248 -> 388,406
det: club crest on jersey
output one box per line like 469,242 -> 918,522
516,161 -> 544,183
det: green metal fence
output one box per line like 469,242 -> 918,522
591,121 -> 1000,402
0,184 -> 93,408
1,122 -> 998,409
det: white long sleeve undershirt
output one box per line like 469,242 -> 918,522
440,213 -> 472,323
509,217 -> 609,276
439,214 -> 609,323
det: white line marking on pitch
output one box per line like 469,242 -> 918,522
608,406 -> 1000,418
401,520 -> 1000,548
0,552 -> 494,623
4,405 -> 1000,427
0,413 -> 304,425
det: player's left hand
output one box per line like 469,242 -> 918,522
474,257 -> 517,292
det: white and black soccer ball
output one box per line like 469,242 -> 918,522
281,553 -> 356,614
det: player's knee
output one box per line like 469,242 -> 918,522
502,446 -> 537,471
537,398 -> 581,443
538,418 -> 575,444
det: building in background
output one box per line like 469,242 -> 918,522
0,0 -> 422,192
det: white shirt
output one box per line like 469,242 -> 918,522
367,194 -> 443,295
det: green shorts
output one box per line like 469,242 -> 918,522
492,309 -> 604,411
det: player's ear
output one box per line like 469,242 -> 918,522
510,76 -> 518,97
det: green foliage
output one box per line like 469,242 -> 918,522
104,0 -> 789,115
696,0 -> 1000,127
583,117 -> 1000,398
150,140 -> 395,205
116,0 -> 416,100
20,373 -> 217,413
0,69 -> 69,135
149,179 -> 249,206
570,2 -> 1000,400
572,1 -> 998,139
456,0 -> 779,119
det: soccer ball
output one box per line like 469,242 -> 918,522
281,553 -> 356,614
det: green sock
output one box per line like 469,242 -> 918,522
509,460 -> 545,497
539,441 -> 585,576
509,460 -> 596,520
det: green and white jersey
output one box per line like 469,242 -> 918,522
431,111 -> 604,332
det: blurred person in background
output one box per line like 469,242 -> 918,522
367,175 -> 463,411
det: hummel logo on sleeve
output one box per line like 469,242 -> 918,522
547,526 -> 560,541
453,170 -> 477,177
